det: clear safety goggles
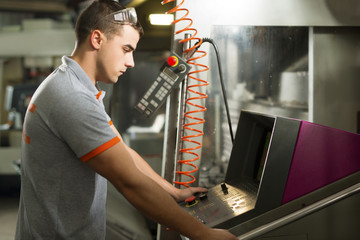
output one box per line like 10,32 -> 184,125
107,7 -> 138,25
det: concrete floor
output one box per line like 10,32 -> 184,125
0,195 -> 19,240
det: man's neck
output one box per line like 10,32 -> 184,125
70,47 -> 97,86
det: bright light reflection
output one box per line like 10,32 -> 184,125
149,14 -> 174,25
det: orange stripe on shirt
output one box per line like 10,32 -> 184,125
29,103 -> 36,113
109,120 -> 113,126
80,137 -> 120,162
22,132 -> 30,144
96,91 -> 102,100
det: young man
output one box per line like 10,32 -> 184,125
15,0 -> 237,239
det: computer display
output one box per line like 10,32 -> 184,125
225,112 -> 275,189
5,83 -> 39,121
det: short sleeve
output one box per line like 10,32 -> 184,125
49,91 -> 120,162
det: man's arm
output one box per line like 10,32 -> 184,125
86,141 -> 236,240
126,145 -> 207,201
110,125 -> 207,202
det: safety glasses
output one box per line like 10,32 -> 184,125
107,7 -> 138,25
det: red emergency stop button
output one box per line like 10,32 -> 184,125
167,55 -> 178,67
185,196 -> 197,207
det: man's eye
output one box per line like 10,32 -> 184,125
123,47 -> 131,52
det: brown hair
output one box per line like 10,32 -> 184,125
75,0 -> 143,45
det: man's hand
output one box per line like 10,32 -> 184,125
174,187 -> 208,202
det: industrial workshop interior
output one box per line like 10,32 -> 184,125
0,0 -> 360,239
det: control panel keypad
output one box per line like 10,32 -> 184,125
135,52 -> 191,118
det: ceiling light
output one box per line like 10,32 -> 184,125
149,14 -> 174,26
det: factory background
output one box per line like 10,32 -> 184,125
0,0 -> 359,239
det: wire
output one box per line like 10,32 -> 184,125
162,0 -> 209,188
161,0 -> 203,55
201,38 -> 235,143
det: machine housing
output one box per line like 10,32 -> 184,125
180,110 -> 360,231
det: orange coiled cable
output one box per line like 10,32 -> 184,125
162,0 -> 210,188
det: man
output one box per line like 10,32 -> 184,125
15,0 -> 237,239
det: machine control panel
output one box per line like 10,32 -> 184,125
180,183 -> 257,228
135,52 -> 191,118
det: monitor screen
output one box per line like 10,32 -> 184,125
254,131 -> 271,183
5,83 -> 39,120
225,111 -> 275,188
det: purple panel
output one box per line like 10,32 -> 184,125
282,121 -> 360,204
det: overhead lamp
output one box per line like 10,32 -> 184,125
149,14 -> 174,26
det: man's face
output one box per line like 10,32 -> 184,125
96,25 -> 140,84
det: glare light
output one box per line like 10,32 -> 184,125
149,14 -> 174,25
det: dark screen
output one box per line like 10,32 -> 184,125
225,111 -> 275,188
6,84 -> 39,120
254,131 -> 271,183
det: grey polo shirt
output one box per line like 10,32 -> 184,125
15,56 -> 120,239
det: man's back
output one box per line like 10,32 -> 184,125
15,56 -> 118,239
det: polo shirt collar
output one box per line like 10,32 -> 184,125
61,56 -> 103,98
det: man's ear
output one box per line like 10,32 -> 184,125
90,30 -> 104,50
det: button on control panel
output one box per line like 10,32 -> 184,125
179,183 -> 257,228
185,196 -> 197,207
135,52 -> 191,118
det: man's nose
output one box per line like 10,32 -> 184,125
126,54 -> 135,68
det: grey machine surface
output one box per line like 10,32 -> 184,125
180,110 -> 360,239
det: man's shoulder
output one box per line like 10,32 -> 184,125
41,64 -> 88,95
